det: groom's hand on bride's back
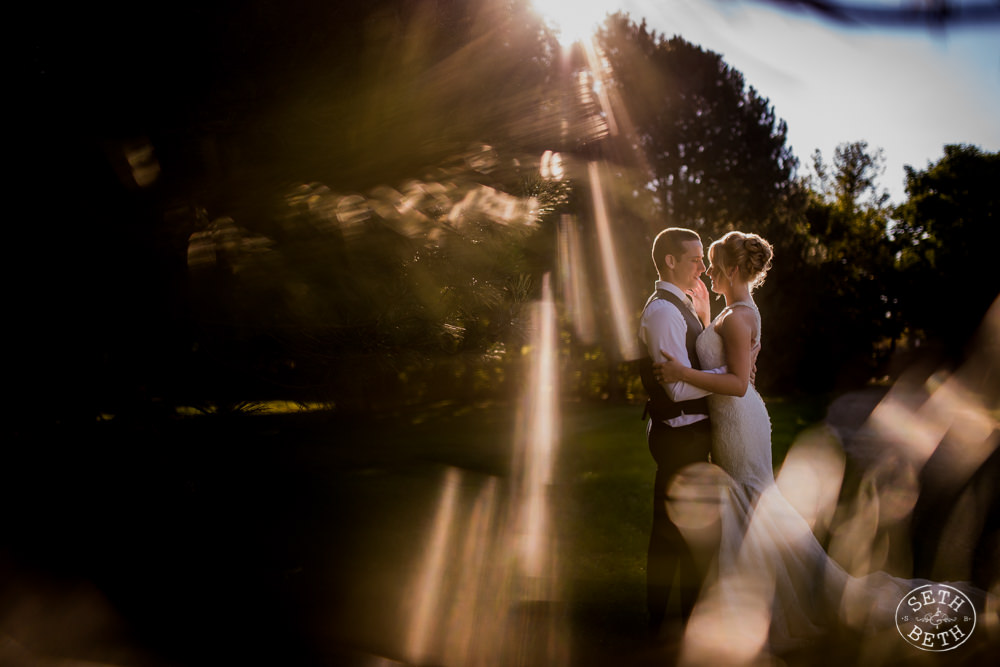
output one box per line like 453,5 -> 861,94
655,346 -> 760,386
653,353 -> 684,383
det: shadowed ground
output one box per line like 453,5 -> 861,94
1,396 -> 997,666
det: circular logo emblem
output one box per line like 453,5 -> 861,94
895,583 -> 976,651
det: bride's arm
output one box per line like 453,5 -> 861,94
655,311 -> 754,396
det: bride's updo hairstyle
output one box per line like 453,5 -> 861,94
710,231 -> 773,291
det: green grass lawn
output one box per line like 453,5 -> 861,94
305,395 -> 830,664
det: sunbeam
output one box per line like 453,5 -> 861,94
579,37 -> 619,138
401,275 -> 566,666
442,477 -> 499,666
588,161 -> 641,361
558,213 -> 597,345
513,273 -> 560,579
405,467 -> 461,665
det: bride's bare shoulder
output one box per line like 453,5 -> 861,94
716,306 -> 756,337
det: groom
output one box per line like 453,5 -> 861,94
637,227 -> 716,639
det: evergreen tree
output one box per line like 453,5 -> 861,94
796,141 -> 898,388
595,14 -> 797,243
894,144 -> 1000,361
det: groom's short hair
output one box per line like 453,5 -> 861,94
652,227 -> 701,276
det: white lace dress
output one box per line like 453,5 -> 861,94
688,301 -> 938,656
697,301 -> 774,497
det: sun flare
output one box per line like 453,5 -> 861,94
531,0 -> 610,45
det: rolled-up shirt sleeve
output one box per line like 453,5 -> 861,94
639,300 -> 723,402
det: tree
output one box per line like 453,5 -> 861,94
169,0 -> 574,410
894,144 -> 1000,361
183,151 -> 567,410
811,141 -> 890,213
792,141 -> 899,388
23,0 -> 576,416
595,14 -> 798,243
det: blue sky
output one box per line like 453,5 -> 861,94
534,0 -> 1000,204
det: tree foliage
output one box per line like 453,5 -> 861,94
596,14 -> 798,241
165,0 -> 577,410
894,144 -> 1000,360
183,148 -> 568,409
811,141 -> 890,213
24,0 -> 576,416
785,141 -> 899,389
24,1 -> 1000,417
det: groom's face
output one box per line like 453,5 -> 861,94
670,240 -> 706,291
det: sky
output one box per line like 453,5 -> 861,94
533,0 -> 1000,204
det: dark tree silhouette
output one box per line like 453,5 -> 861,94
894,144 -> 1000,361
596,14 -> 798,242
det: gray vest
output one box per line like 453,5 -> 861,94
638,289 -> 709,422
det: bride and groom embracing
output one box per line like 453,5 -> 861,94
637,228 -> 992,660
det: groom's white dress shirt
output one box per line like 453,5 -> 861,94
638,280 -> 724,427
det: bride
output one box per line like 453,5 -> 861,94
652,232 -> 989,660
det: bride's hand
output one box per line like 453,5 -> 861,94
653,352 -> 686,383
687,278 -> 711,326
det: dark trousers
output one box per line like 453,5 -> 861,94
646,417 -> 713,635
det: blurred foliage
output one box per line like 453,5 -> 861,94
19,1 -> 1000,421
184,147 -> 569,410
20,0 -> 576,418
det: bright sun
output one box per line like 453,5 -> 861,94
531,0 -> 610,45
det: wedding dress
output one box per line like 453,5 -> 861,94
684,301 -> 957,658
